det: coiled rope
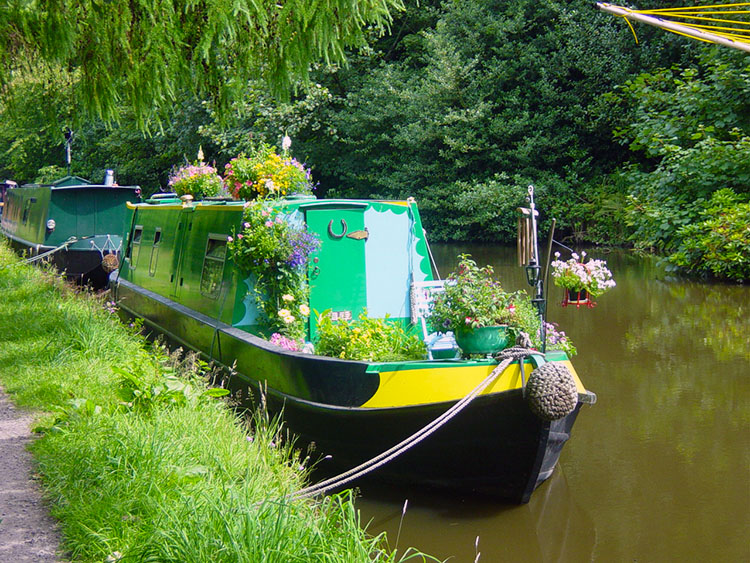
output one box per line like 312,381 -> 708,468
288,346 -> 536,501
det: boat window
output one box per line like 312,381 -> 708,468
148,228 -> 162,277
200,235 -> 227,299
128,225 -> 143,269
22,200 -> 33,224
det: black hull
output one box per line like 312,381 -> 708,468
260,386 -> 582,503
7,237 -> 112,288
114,276 -> 586,503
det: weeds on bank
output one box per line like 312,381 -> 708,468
0,243 -> 435,562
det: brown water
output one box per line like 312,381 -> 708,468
356,245 -> 750,562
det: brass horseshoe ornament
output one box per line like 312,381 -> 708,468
328,219 -> 347,239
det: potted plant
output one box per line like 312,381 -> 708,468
428,255 -> 536,355
224,139 -> 314,201
550,251 -> 616,307
168,149 -> 225,199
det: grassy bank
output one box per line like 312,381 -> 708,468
0,242 -> 432,562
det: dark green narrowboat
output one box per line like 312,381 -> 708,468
0,174 -> 141,287
111,195 -> 595,503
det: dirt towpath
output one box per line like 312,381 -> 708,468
0,387 -> 62,562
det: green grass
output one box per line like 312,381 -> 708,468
0,242 -> 435,562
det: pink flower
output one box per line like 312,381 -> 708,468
261,210 -> 269,217
227,236 -> 233,242
265,220 -> 273,228
465,317 -> 473,324
237,234 -> 243,239
243,222 -> 250,229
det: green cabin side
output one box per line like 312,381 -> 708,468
120,197 -> 434,341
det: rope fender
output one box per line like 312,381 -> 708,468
525,361 -> 578,421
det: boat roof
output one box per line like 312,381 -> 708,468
128,195 -> 413,209
17,174 -> 139,190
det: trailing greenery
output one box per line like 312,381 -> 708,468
0,0 -> 404,125
0,242 -> 433,562
228,198 -> 320,340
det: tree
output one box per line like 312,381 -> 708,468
0,0 -> 402,126
287,0 -> 691,241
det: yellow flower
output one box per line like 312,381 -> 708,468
299,304 -> 310,316
278,309 -> 291,318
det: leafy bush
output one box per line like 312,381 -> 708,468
315,311 -> 426,362
667,188 -> 750,282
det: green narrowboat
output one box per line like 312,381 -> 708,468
0,174 -> 141,287
111,194 -> 596,503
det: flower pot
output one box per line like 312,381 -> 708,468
455,325 -> 511,355
562,288 -> 593,308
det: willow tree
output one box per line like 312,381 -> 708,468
0,0 -> 401,126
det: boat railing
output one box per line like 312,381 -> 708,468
410,280 -> 459,360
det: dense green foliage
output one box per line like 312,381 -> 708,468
606,49 -> 750,279
1,0 -> 748,281
0,243 -> 433,562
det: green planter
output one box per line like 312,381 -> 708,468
455,325 -> 511,355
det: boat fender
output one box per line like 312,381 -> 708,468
102,253 -> 119,273
525,362 -> 578,421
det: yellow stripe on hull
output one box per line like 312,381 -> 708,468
362,360 -> 587,409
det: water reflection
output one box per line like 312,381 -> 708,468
355,246 -> 750,562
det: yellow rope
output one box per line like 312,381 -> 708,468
604,3 -> 750,49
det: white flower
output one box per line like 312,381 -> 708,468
282,294 -> 294,302
282,135 -> 292,151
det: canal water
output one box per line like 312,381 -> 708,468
355,245 -> 750,562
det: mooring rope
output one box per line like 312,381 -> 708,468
0,236 -> 79,269
288,346 -> 536,501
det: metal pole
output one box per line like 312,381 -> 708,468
64,128 -> 74,177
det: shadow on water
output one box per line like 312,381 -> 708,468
354,468 -> 596,562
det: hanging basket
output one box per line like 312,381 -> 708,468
562,288 -> 595,308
